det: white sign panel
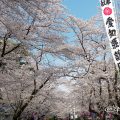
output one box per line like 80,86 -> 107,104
100,0 -> 120,71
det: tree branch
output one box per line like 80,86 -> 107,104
4,43 -> 21,56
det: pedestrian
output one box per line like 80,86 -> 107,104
30,112 -> 35,120
89,103 -> 99,120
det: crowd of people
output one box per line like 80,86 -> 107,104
88,103 -> 120,120
22,103 -> 120,120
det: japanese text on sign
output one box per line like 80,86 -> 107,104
100,0 -> 120,70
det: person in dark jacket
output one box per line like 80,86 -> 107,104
89,103 -> 99,120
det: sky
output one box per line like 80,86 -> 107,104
63,0 -> 99,19
58,1 -> 100,92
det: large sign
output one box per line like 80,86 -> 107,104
100,0 -> 120,71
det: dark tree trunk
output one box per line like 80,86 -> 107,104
12,73 -> 53,120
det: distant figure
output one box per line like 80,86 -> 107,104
99,111 -> 106,120
0,89 -> 3,100
89,103 -> 98,120
30,113 -> 35,120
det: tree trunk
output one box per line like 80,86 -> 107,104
12,73 -> 53,120
113,70 -> 120,107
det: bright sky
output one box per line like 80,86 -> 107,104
63,0 -> 99,19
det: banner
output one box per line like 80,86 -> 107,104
100,0 -> 120,71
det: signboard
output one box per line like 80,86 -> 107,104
100,0 -> 120,71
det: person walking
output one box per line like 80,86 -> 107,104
89,103 -> 98,120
